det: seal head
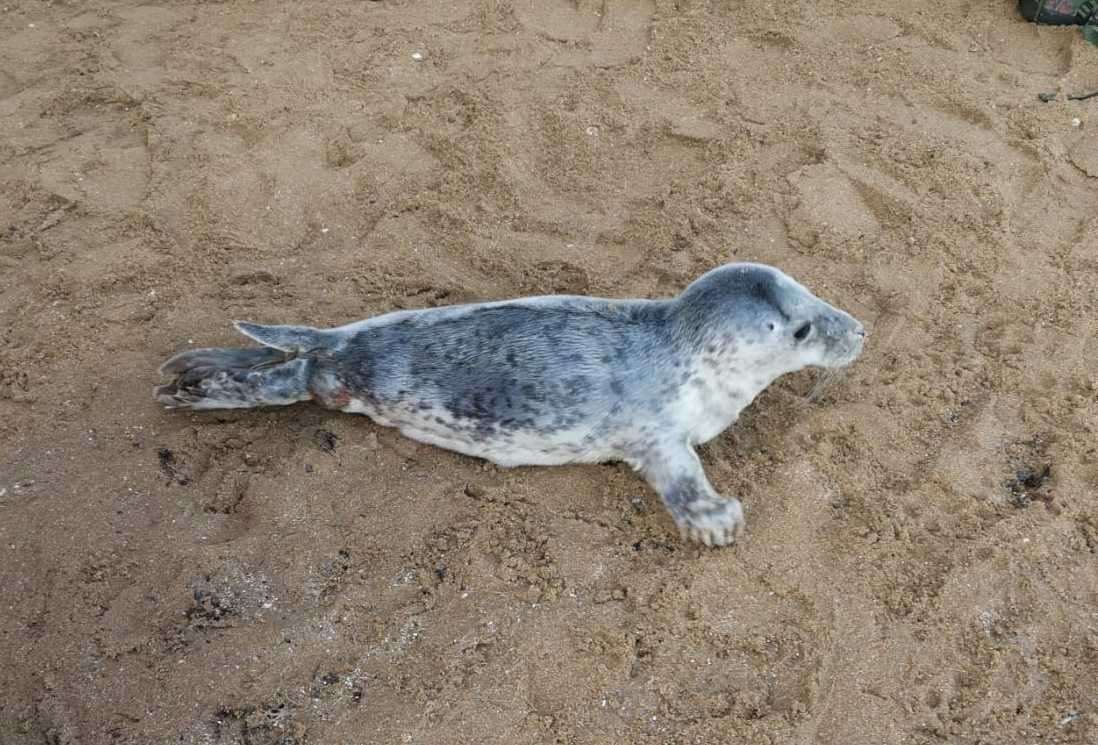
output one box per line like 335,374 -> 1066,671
672,262 -> 864,373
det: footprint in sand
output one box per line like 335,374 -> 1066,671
787,163 -> 882,245
512,0 -> 655,67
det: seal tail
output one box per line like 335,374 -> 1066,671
154,322 -> 326,410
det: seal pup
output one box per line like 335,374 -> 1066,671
155,263 -> 865,546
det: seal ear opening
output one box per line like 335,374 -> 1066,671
233,321 -> 325,353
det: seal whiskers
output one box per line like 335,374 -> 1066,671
806,368 -> 844,403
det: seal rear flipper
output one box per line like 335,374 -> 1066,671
155,346 -> 314,410
233,321 -> 326,353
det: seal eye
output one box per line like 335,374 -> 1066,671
793,322 -> 812,342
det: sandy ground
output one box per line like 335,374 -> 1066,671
2,1 -> 1098,743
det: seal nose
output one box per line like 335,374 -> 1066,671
815,309 -> 864,367
819,312 -> 861,340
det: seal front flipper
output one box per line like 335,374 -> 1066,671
634,441 -> 745,547
154,321 -> 325,410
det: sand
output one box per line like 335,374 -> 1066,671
2,1 -> 1097,743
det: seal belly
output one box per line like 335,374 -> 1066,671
342,395 -> 613,467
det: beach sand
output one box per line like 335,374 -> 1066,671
1,2 -> 1096,743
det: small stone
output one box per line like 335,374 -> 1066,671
1071,117 -> 1082,128
411,51 -> 424,61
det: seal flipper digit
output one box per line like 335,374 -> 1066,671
158,346 -> 284,377
635,441 -> 745,547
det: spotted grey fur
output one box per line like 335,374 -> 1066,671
155,262 -> 865,546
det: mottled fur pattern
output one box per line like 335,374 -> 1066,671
156,263 -> 865,546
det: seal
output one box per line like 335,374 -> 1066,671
155,262 -> 865,546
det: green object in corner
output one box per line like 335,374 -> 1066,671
1018,0 -> 1097,24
